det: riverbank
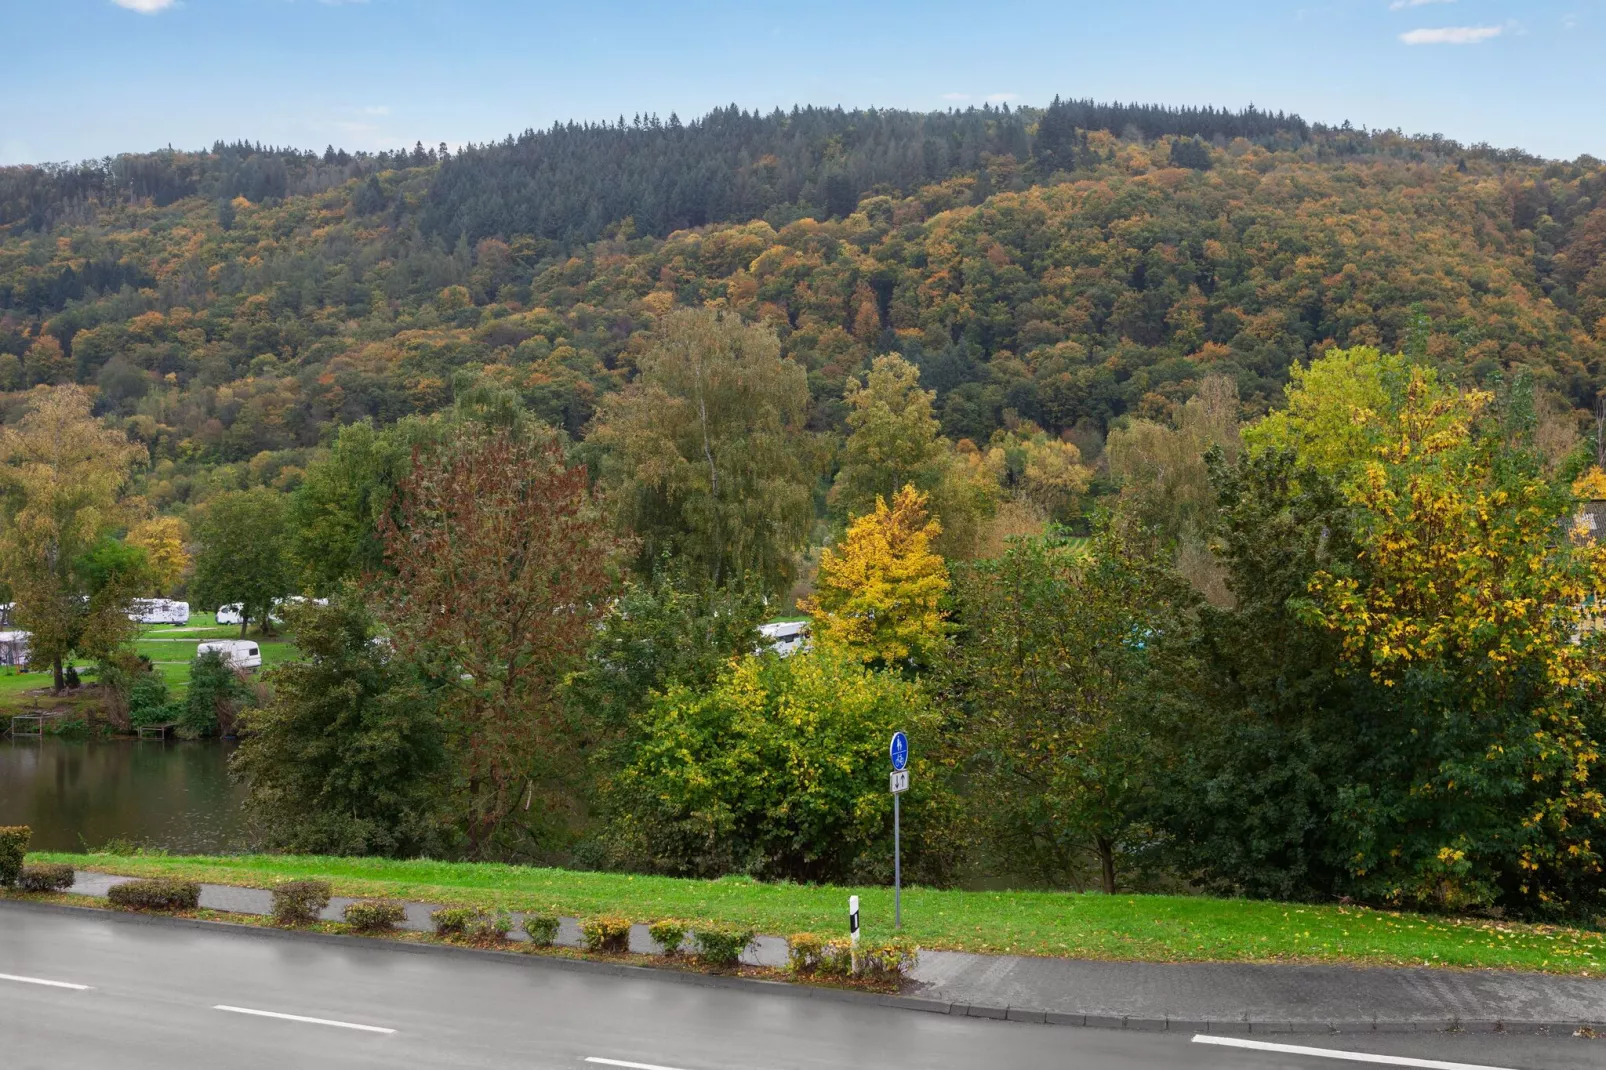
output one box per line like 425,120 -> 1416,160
31,851 -> 1606,975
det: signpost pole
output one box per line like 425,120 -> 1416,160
889,729 -> 909,932
894,791 -> 902,930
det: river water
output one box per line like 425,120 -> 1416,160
0,738 -> 246,853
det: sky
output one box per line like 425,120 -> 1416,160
2,0 -> 1602,166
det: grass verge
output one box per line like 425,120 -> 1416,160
28,852 -> 1606,975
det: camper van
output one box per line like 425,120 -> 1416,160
130,599 -> 191,626
0,630 -> 30,667
758,620 -> 811,658
215,603 -> 245,625
196,639 -> 262,670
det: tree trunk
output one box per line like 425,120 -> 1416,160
52,655 -> 65,693
1097,836 -> 1117,895
239,615 -> 248,639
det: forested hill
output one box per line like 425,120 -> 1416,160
0,98 -> 1603,515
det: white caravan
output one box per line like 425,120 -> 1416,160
215,603 -> 246,625
130,599 -> 191,626
758,620 -> 811,658
196,639 -> 262,670
0,630 -> 30,667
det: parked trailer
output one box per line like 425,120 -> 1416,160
758,620 -> 811,658
196,638 -> 262,670
130,599 -> 191,625
0,630 -> 29,667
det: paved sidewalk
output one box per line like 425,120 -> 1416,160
64,871 -> 1606,1033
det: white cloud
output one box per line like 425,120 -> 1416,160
941,93 -> 969,101
986,92 -> 1019,103
362,105 -> 390,116
1399,24 -> 1503,43
112,0 -> 177,12
1389,0 -> 1455,10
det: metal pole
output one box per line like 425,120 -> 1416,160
894,792 -> 902,929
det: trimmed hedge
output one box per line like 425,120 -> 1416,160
18,863 -> 74,893
858,936 -> 920,980
0,825 -> 28,887
344,899 -> 407,933
580,913 -> 631,953
692,925 -> 754,969
270,879 -> 332,925
431,906 -> 476,935
107,878 -> 200,912
431,906 -> 510,941
522,912 -> 560,947
648,919 -> 688,956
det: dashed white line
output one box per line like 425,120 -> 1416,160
213,1004 -> 396,1034
586,1058 -> 697,1070
0,972 -> 91,990
1191,1035 -> 1522,1070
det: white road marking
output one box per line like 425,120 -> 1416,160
586,1059 -> 699,1070
0,972 -> 91,990
1191,1035 -> 1523,1070
213,1004 -> 396,1034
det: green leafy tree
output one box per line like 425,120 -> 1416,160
592,309 -> 815,596
566,559 -> 766,736
288,421 -> 411,593
180,650 -> 254,739
831,355 -> 949,519
603,649 -> 965,884
192,488 -> 291,636
946,522 -> 1186,893
232,595 -> 446,856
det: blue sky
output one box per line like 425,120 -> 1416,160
3,0 -> 1601,166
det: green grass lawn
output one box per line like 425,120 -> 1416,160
29,852 -> 1606,975
0,612 -> 299,712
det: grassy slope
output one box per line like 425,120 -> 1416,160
30,852 -> 1606,975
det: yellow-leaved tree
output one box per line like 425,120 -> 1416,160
128,516 -> 191,595
801,485 -> 949,669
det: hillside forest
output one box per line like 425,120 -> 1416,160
4,99 -> 1606,919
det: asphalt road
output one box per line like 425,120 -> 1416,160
0,906 -> 1600,1070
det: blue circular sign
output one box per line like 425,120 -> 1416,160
890,731 -> 909,771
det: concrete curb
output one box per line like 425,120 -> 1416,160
5,897 -> 1600,1037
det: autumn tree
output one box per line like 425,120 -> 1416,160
801,485 -> 950,669
127,516 -> 190,595
1305,372 -> 1606,913
191,488 -> 291,637
379,422 -> 620,857
0,386 -> 147,690
592,309 -> 814,597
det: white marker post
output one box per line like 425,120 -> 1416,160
848,894 -> 860,974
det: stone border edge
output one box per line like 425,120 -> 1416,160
3,898 -> 1598,1038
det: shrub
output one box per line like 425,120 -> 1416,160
270,879 -> 333,925
0,825 -> 28,887
648,919 -> 688,956
107,878 -> 200,912
786,932 -> 825,975
431,906 -> 476,936
579,913 -> 632,953
522,912 -> 560,947
18,863 -> 74,893
857,936 -> 920,981
431,907 -> 510,942
343,899 -> 407,933
692,925 -> 754,969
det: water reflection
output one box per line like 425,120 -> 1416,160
0,738 -> 246,853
